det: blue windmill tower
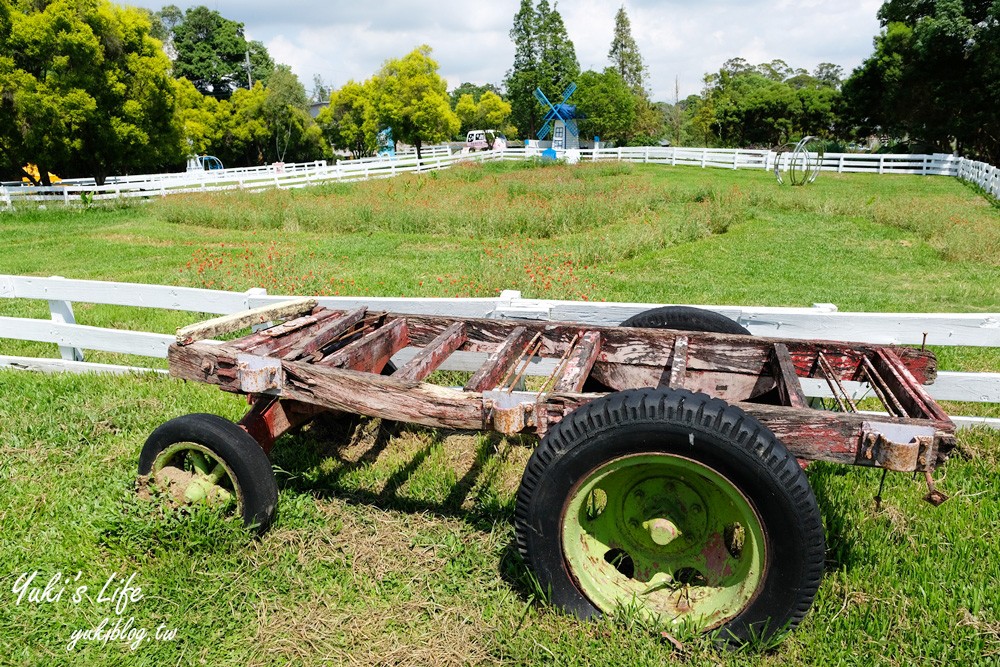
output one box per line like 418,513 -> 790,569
534,84 -> 580,151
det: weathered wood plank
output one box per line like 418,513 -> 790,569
175,297 -> 317,345
394,322 -> 467,382
872,348 -> 950,422
230,308 -> 338,354
282,307 -> 367,361
771,343 -> 808,408
167,342 -> 483,430
464,326 -> 534,392
319,317 -> 409,373
667,336 -> 688,388
535,391 -> 954,467
169,341 -> 957,465
397,313 -> 938,385
552,331 -> 602,393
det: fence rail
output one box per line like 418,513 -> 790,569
1,275 -> 997,429
4,145 -> 995,208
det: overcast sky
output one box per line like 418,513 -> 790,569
119,1 -> 884,101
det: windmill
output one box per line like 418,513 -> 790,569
534,84 -> 579,151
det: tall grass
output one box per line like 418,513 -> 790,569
2,162 -> 1000,665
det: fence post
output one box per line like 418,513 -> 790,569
878,155 -> 885,174
243,287 -> 271,332
47,276 -> 85,362
701,149 -> 707,168
732,151 -> 738,170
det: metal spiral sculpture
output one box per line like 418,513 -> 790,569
774,136 -> 825,186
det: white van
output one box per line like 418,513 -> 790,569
465,130 -> 506,152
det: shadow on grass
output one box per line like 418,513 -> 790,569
270,416 -> 520,533
269,416 -> 546,603
805,462 -> 863,572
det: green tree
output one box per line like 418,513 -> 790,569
317,80 -> 379,159
170,5 -> 274,99
454,91 -> 513,139
261,65 -> 324,162
504,0 -> 541,137
813,63 -> 844,89
608,5 -> 645,93
503,0 -> 578,139
371,46 -> 460,159
0,0 -> 183,184
174,76 -> 228,155
449,81 -> 501,108
604,5 -> 661,144
535,1 -> 580,101
147,4 -> 182,58
574,68 -> 636,145
842,0 -> 1000,160
695,58 -> 843,147
216,73 -> 325,166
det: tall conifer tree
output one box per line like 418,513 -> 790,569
504,1 -> 579,138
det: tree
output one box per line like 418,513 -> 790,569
170,6 -> 274,99
535,1 -> 580,102
603,5 -> 660,144
310,74 -> 332,104
692,58 -> 843,147
574,68 -> 636,145
146,4 -> 182,58
504,0 -> 541,138
608,5 -> 646,93
454,91 -> 513,140
449,81 -> 501,108
813,63 -> 845,89
0,0 -> 184,184
261,65 -> 324,163
371,46 -> 460,159
503,0 -> 579,139
317,80 -> 379,159
842,0 -> 1000,160
216,73 -> 325,165
174,77 -> 227,155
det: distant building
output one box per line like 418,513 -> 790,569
309,101 -> 329,118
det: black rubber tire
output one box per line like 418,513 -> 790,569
514,387 -> 824,646
620,305 -> 751,336
139,413 -> 279,534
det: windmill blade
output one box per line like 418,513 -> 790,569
559,82 -> 577,105
533,88 -> 554,110
565,120 -> 579,138
537,120 -> 552,139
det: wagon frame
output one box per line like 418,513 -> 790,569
143,297 -> 956,645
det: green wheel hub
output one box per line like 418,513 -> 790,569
561,453 -> 766,629
151,442 -> 241,511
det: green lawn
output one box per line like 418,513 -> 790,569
1,161 -> 998,665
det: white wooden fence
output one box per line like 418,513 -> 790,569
1,275 -> 997,429
3,146 -> 995,209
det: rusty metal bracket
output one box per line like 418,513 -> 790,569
483,390 -> 535,434
237,354 -> 284,394
856,422 -> 936,472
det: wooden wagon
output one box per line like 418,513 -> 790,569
140,298 -> 955,645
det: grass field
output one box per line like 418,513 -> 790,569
1,161 -> 999,665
